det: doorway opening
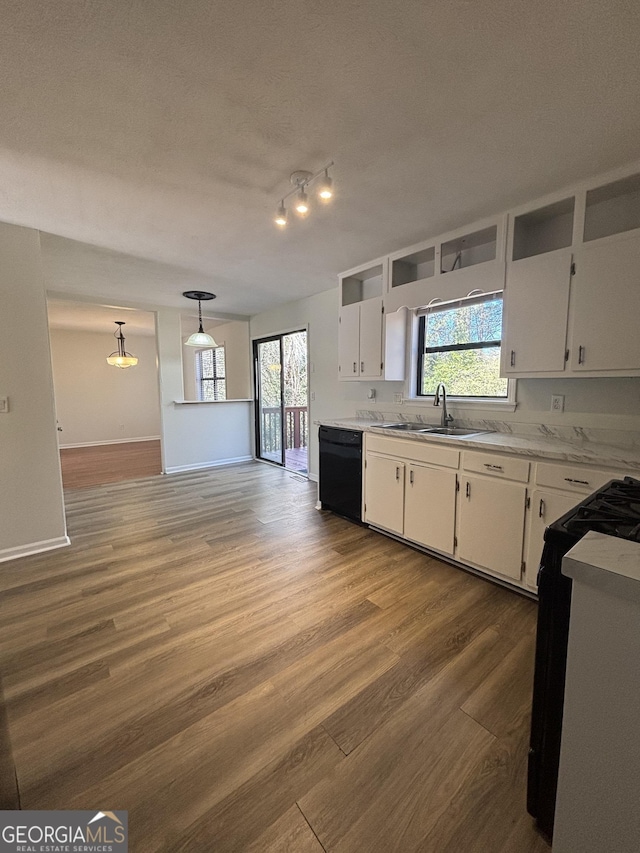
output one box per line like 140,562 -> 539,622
254,330 -> 308,474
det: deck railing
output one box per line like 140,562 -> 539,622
261,406 -> 308,454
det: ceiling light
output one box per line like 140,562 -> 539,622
272,161 -> 334,227
275,202 -> 287,227
182,291 -> 218,347
106,321 -> 138,368
318,170 -> 333,200
295,188 -> 309,216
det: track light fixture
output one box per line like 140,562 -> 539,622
182,291 -> 218,347
273,161 -> 334,227
106,322 -> 138,368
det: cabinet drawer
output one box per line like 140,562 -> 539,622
462,451 -> 530,482
366,435 -> 459,469
535,462 -> 615,493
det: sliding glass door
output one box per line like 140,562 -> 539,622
254,330 -> 308,473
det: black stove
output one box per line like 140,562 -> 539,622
528,476 -> 640,840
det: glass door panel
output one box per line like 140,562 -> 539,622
255,337 -> 283,465
283,331 -> 308,474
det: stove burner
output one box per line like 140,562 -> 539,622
558,475 -> 640,542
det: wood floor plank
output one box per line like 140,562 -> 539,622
0,460 -> 547,851
60,439 -> 162,489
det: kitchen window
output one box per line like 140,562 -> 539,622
196,346 -> 226,401
416,291 -> 509,399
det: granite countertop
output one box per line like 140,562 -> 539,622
316,417 -> 640,471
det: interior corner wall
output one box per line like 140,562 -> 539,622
50,329 -> 161,446
0,223 -> 67,561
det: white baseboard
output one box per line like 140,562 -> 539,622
59,436 -> 161,449
0,535 -> 71,564
307,472 -> 319,483
164,455 -> 254,474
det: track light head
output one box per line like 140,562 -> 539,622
295,188 -> 309,216
275,202 -> 287,227
318,171 -> 333,201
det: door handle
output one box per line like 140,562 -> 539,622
539,498 -> 545,518
483,463 -> 503,472
578,345 -> 585,365
396,466 -> 400,481
361,361 -> 364,373
409,470 -> 414,485
465,481 -> 470,499
353,361 -> 357,373
510,350 -> 516,367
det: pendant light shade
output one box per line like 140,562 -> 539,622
183,291 -> 218,347
107,322 -> 138,368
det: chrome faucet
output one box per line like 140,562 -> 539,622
433,383 -> 454,428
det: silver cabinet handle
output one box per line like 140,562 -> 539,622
361,361 -> 364,373
565,477 -> 590,486
510,350 -> 516,367
484,463 -> 503,471
409,469 -> 414,485
578,345 -> 585,365
396,466 -> 400,481
466,481 -> 471,499
539,498 -> 545,518
353,361 -> 357,373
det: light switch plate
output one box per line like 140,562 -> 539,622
0,397 -> 9,413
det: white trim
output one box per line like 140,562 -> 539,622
173,399 -> 252,405
308,472 -> 319,483
59,436 -> 161,449
0,535 -> 71,564
164,455 -> 253,474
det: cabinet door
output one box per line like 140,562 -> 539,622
502,249 -> 572,374
359,297 -> 383,378
524,489 -> 583,590
457,475 -> 527,580
364,454 -> 404,534
338,302 -> 360,378
404,464 -> 456,555
571,233 -> 640,371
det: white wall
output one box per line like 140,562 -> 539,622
250,285 -> 640,478
0,224 -> 67,562
157,308 -> 252,473
50,329 -> 161,446
182,320 -> 251,401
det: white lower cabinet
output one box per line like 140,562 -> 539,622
456,475 -> 527,581
404,464 -> 457,555
523,489 -> 583,590
364,454 -> 405,534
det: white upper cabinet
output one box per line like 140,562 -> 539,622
570,173 -> 640,373
338,259 -> 385,380
502,248 -> 573,375
501,164 -> 640,379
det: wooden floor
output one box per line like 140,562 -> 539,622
0,462 -> 549,852
60,439 -> 162,489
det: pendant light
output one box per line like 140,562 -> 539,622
183,291 -> 218,347
106,322 -> 138,368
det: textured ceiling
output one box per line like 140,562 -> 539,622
2,0 -> 640,316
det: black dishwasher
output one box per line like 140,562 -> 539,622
318,426 -> 363,522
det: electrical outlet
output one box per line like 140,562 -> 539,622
551,395 -> 564,413
0,397 -> 8,413
393,392 -> 403,404
367,388 -> 376,400
310,391 -> 316,401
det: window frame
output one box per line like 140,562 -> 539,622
406,291 -> 516,409
195,345 -> 227,402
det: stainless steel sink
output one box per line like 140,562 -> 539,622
379,422 -> 437,431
